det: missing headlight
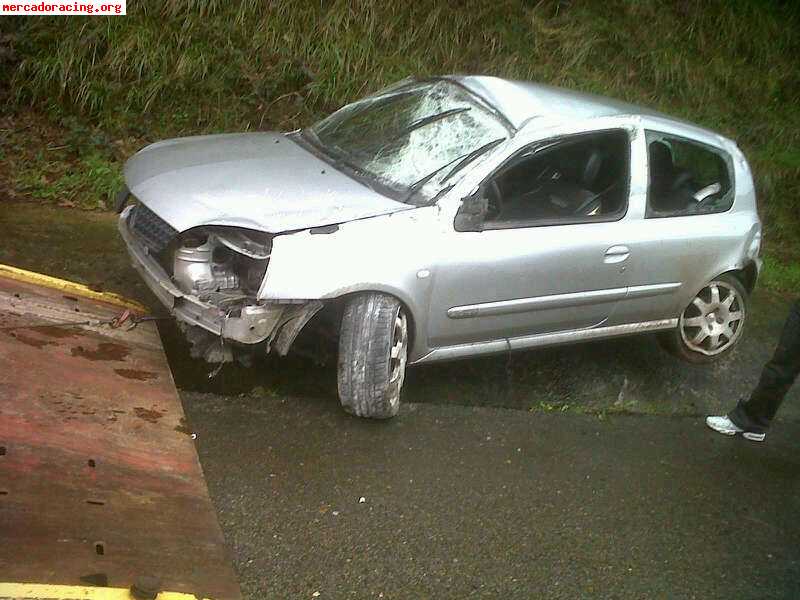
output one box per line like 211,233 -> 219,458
172,228 -> 272,297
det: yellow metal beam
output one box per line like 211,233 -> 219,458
0,582 -> 211,600
0,264 -> 146,312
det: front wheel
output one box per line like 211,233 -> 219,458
337,292 -> 409,419
658,274 -> 748,363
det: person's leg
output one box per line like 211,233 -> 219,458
728,298 -> 800,432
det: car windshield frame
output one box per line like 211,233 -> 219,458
298,78 -> 514,206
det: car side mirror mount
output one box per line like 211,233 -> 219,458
454,194 -> 488,232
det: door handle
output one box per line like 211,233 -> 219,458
604,245 -> 630,264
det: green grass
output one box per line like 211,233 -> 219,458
0,115 -> 124,209
762,254 -> 800,293
1,0 -> 798,274
13,149 -> 122,209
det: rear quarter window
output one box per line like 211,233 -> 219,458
645,131 -> 734,218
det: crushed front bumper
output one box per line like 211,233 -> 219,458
118,207 -> 291,345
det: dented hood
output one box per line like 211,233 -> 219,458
123,132 -> 411,233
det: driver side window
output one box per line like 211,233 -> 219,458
481,129 -> 630,228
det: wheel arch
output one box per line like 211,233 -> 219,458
720,260 -> 759,295
329,285 -> 421,359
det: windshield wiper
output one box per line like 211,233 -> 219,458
403,107 -> 471,136
361,107 -> 473,157
300,130 -> 362,173
441,137 -> 505,184
404,137 -> 506,202
300,127 -> 323,148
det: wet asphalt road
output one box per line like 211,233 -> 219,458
183,392 -> 800,600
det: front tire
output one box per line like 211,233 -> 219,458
337,292 -> 409,419
658,274 -> 748,363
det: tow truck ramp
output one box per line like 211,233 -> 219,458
0,266 -> 241,600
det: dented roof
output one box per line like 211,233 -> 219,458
448,75 -> 726,143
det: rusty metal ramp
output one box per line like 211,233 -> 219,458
0,266 -> 241,600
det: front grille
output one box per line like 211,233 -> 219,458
129,203 -> 177,253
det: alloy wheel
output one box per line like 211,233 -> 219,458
680,280 -> 745,356
389,310 -> 409,385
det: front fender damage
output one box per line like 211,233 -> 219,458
118,208 -> 326,364
182,300 -> 324,364
271,300 -> 324,356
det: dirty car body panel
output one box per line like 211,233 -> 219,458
118,75 -> 761,370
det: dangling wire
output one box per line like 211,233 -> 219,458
0,310 -> 173,332
207,307 -> 234,380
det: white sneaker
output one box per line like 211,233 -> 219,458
705,415 -> 766,442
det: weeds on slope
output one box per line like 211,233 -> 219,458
1,0 -> 798,272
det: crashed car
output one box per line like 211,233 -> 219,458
118,75 -> 762,418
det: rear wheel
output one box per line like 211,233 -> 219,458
337,292 -> 408,419
659,274 -> 748,363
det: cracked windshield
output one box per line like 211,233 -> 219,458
309,80 -> 509,200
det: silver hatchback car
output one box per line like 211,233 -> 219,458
117,76 -> 762,418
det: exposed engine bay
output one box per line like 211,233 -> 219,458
120,202 -> 323,364
172,229 -> 270,299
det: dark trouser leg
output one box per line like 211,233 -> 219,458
729,299 -> 800,432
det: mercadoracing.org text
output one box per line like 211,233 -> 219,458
1,1 -> 125,14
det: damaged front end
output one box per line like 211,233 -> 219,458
118,202 -> 322,363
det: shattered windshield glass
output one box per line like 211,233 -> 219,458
306,80 -> 510,204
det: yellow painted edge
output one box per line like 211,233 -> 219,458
0,582 -> 212,600
0,264 -> 147,313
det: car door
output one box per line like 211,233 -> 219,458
426,128 -> 636,350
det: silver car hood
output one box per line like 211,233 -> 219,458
123,132 -> 411,233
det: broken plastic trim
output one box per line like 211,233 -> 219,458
309,224 -> 339,235
119,210 -> 326,360
114,185 -> 130,213
182,300 -> 324,367
212,229 -> 271,260
271,300 -> 324,356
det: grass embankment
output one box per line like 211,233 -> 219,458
0,0 -> 798,289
